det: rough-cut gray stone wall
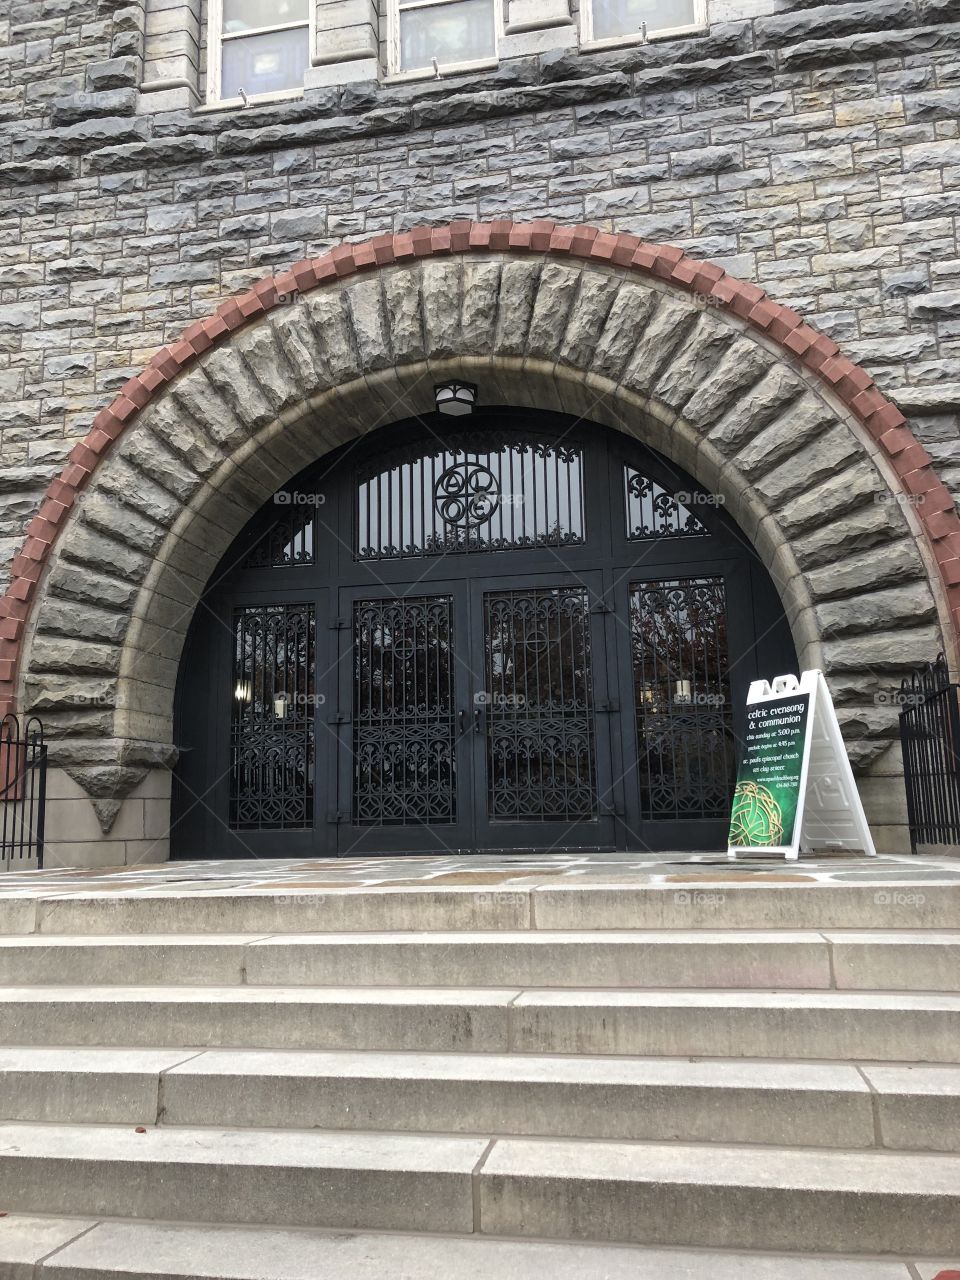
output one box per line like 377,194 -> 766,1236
2,4 -> 960,587
5,5 -> 960,583
2,1 -> 960,863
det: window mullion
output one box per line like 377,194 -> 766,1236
221,19 -> 311,39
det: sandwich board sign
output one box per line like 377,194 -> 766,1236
727,669 -> 876,860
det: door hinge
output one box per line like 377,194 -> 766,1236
327,810 -> 348,824
328,711 -> 351,724
329,617 -> 348,630
590,600 -> 612,614
596,698 -> 620,712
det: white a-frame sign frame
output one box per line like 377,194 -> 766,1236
728,670 -> 877,861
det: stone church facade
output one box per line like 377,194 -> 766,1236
1,0 -> 960,866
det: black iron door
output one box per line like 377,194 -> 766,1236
334,585 -> 475,854
230,601 -> 317,834
333,575 -> 616,853
469,574 -> 617,850
607,560 -> 794,851
611,571 -> 738,851
172,409 -> 798,858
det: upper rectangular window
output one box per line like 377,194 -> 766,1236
390,0 -> 498,76
584,0 -> 705,45
210,0 -> 311,103
357,435 -> 584,560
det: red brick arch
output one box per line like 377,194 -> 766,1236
2,219 -> 958,714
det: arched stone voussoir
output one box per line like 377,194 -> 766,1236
8,233 -> 953,830
525,261 -> 583,364
197,346 -> 277,443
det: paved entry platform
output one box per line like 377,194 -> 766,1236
0,850 -> 957,898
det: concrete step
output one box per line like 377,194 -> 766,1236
0,934 -> 263,987
158,1048 -> 878,1147
478,1135 -> 960,1254
3,1046 -> 958,1152
825,931 -> 960,990
0,1123 -> 956,1254
12,879 -> 960,936
511,988 -> 960,1061
0,930 -> 956,990
0,1122 -> 487,1235
217,929 -> 960,992
0,985 -> 956,1060
0,1046 -> 872,1146
0,985 -> 517,1053
160,1052 -> 960,1153
0,1047 -> 200,1126
0,1214 -> 926,1279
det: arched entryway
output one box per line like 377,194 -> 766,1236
173,410 -> 795,857
9,223 -> 953,863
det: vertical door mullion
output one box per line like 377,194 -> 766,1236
595,565 -> 626,847
335,596 -> 354,851
315,584 -> 336,855
609,574 -> 642,848
469,582 -> 490,840
457,583 -> 478,849
213,592 -> 235,853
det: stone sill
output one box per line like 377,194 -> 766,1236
383,57 -> 500,85
581,23 -> 709,54
197,88 -> 306,114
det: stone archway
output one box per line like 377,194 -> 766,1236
5,221 -> 955,861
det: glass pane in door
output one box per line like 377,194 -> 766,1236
483,586 -> 598,822
353,596 -> 457,825
629,577 -> 735,819
230,603 -> 315,829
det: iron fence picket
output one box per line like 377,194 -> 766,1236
899,656 -> 960,852
0,715 -> 47,870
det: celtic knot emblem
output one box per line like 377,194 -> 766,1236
434,462 -> 500,527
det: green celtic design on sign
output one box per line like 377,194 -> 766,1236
729,781 -> 784,848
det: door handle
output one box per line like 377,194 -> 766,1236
458,709 -> 467,736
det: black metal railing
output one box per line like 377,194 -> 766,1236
899,655 -> 960,853
0,714 -> 47,870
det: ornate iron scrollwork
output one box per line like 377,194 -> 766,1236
434,461 -> 501,527
483,586 -> 598,822
624,467 -> 708,540
630,577 -> 735,819
353,595 -> 457,825
357,432 -> 585,559
229,604 -> 315,829
242,499 -> 315,569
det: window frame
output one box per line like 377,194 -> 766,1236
386,0 -> 503,81
581,0 -> 708,51
206,0 -> 312,107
